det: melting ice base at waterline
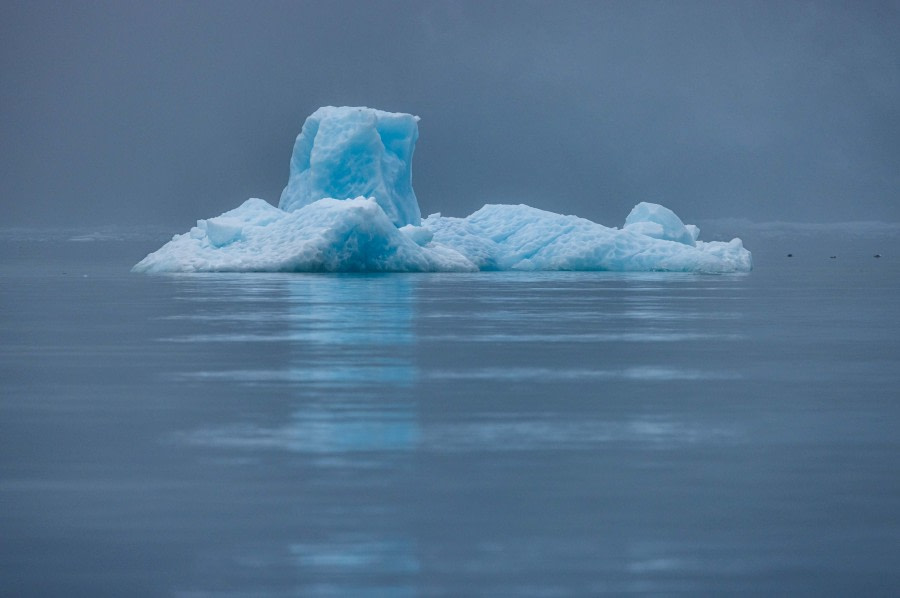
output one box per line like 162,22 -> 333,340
134,107 -> 751,273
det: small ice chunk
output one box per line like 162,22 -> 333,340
685,224 -> 700,242
624,202 -> 696,246
205,217 -> 243,247
219,198 -> 285,227
399,224 -> 434,246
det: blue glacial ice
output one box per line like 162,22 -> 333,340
134,106 -> 751,274
279,107 -> 421,228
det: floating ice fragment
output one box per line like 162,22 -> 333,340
134,107 -> 751,274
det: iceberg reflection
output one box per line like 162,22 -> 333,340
171,273 -> 421,454
184,409 -> 419,455
159,270 -> 753,595
167,274 -> 421,595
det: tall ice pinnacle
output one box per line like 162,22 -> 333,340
278,106 -> 422,227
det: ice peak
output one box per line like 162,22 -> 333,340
278,106 -> 422,227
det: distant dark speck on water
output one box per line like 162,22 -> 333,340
874,254 -> 882,258
830,256 -> 837,259
787,254 -> 793,257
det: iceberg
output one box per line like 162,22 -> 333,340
134,106 -> 751,274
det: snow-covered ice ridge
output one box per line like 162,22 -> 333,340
134,106 -> 751,274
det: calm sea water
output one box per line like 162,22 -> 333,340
1,230 -> 899,596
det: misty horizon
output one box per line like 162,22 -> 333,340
2,1 -> 898,229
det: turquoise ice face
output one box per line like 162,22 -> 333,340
278,106 -> 421,228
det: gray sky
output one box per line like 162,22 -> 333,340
2,0 -> 898,227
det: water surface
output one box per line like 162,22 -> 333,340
1,232 -> 898,595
